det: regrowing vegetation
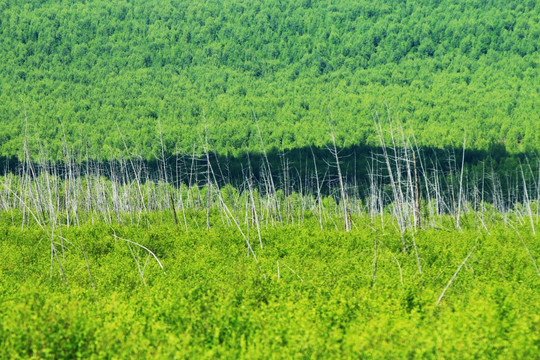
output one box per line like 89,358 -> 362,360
0,0 -> 539,358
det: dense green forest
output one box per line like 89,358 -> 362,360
0,0 -> 539,159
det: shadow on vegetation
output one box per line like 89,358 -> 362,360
1,142 -> 537,195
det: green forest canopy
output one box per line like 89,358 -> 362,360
0,0 -> 538,160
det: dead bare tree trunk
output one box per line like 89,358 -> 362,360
329,124 -> 349,232
414,152 -> 421,229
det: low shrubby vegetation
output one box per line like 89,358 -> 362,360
0,214 -> 539,359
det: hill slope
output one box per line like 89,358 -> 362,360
0,0 -> 539,159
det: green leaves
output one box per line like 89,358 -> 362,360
0,216 -> 539,358
0,1 -> 539,158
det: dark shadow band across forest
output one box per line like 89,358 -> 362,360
1,142 -> 538,202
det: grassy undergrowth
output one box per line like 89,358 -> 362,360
0,216 -> 539,359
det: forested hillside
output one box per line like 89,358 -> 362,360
0,0 -> 539,159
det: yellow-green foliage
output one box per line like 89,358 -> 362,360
0,215 -> 538,359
